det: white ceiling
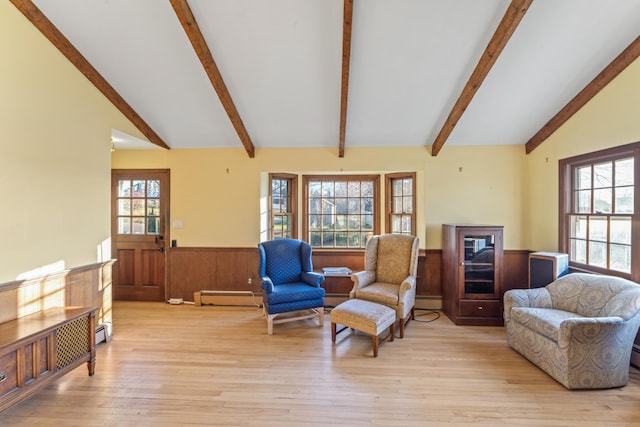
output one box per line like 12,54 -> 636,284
29,0 -> 640,153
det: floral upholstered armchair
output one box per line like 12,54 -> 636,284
504,273 -> 640,389
258,238 -> 325,335
350,234 -> 419,338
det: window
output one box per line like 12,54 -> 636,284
386,172 -> 416,235
269,173 -> 297,239
559,142 -> 639,280
116,179 -> 161,235
303,175 -> 380,248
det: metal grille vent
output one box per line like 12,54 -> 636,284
56,316 -> 89,369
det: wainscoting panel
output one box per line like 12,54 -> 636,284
166,248 -> 531,304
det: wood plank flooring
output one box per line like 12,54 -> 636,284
1,301 -> 639,426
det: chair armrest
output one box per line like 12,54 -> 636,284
399,276 -> 416,294
351,270 -> 375,290
261,277 -> 274,293
301,271 -> 325,287
503,287 -> 552,322
558,317 -> 624,349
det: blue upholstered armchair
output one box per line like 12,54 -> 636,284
258,238 -> 325,335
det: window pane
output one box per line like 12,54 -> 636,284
362,182 -> 374,197
335,182 -> 347,197
593,188 -> 612,213
589,241 -> 607,268
147,217 -> 159,235
309,181 -> 321,197
392,215 -> 401,233
132,199 -> 145,216
570,215 -> 587,239
118,217 -> 131,234
363,197 -> 374,214
322,232 -> 335,247
147,199 -> 160,216
403,195 -> 413,213
348,182 -> 360,197
309,198 -> 321,215
589,216 -> 607,241
147,180 -> 160,197
615,187 -> 634,214
393,196 -> 402,213
615,158 -> 633,186
118,180 -> 131,197
593,162 -> 612,189
576,190 -> 591,213
570,238 -> 586,263
610,244 -> 631,273
309,231 -> 321,246
402,216 -> 411,233
348,199 -> 360,214
363,214 -> 374,231
576,166 -> 591,190
132,180 -> 145,197
610,217 -> 631,244
322,181 -> 334,197
402,178 -> 412,195
335,232 -> 347,247
335,215 -> 347,230
394,179 -> 403,194
132,217 -> 145,234
118,199 -> 131,216
335,198 -> 347,214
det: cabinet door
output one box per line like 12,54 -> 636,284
459,230 -> 500,299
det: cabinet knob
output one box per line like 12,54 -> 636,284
477,306 -> 483,310
0,371 -> 6,383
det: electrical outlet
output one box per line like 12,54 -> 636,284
247,277 -> 252,284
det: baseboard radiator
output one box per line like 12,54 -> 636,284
631,345 -> 640,369
194,290 -> 261,307
95,323 -> 112,345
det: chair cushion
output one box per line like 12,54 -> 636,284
265,282 -> 325,305
376,235 -> 413,284
354,282 -> 400,307
511,306 -> 584,342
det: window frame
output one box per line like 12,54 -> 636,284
559,142 -> 640,282
385,172 -> 416,236
268,173 -> 298,240
302,174 -> 380,249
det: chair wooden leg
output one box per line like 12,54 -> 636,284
318,307 -> 324,327
331,322 -> 337,342
372,335 -> 379,357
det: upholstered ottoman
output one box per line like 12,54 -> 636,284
331,299 -> 395,357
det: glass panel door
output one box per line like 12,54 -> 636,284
463,234 -> 496,295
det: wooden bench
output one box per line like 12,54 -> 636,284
330,299 -> 395,357
0,306 -> 97,412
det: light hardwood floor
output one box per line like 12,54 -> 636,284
1,301 -> 639,426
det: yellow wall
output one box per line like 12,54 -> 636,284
526,57 -> 640,251
0,3 -> 144,283
112,144 -> 528,250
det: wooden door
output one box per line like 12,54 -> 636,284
111,169 -> 170,301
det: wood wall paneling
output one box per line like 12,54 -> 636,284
167,248 -> 528,303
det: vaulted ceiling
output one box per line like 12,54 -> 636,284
13,0 -> 640,157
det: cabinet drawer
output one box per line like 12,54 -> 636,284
0,350 -> 19,399
459,300 -> 501,317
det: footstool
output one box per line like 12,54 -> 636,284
330,299 -> 395,357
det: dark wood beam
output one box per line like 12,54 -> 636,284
430,0 -> 532,156
170,0 -> 255,158
525,35 -> 640,154
10,0 -> 170,150
339,0 -> 353,158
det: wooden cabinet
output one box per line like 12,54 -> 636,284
0,307 -> 96,412
442,224 -> 504,326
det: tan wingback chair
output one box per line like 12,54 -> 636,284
350,234 -> 419,338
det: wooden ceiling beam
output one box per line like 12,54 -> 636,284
525,35 -> 640,154
170,0 -> 255,158
339,0 -> 353,158
10,0 -> 171,150
430,0 -> 532,156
